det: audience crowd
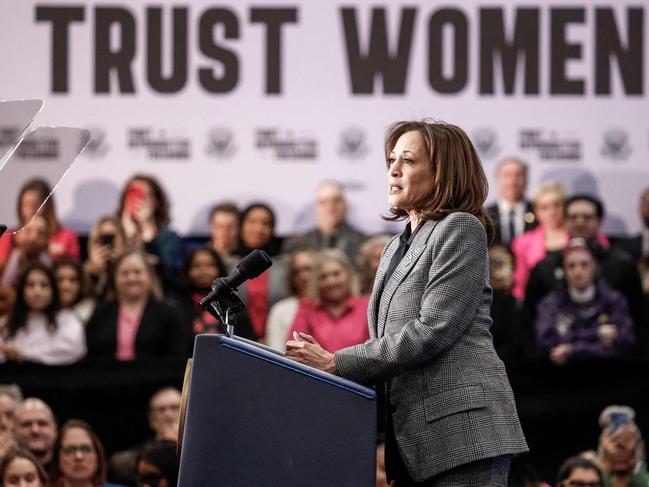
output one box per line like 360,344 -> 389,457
0,161 -> 648,485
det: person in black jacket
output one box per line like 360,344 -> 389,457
172,247 -> 255,355
486,157 -> 537,247
85,249 -> 187,361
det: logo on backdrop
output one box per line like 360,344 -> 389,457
128,128 -> 191,159
519,129 -> 581,161
472,128 -> 501,160
0,127 -> 21,149
600,128 -> 631,161
255,128 -> 318,160
15,134 -> 59,159
338,127 -> 369,159
205,127 -> 237,159
83,126 -> 109,159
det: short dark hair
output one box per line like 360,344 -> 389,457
137,440 -> 179,487
556,455 -> 603,484
209,202 -> 240,223
566,194 -> 605,219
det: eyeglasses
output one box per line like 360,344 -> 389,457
61,444 -> 94,455
137,472 -> 164,487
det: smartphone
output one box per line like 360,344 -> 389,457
125,183 -> 147,215
609,412 -> 630,432
99,234 -> 115,247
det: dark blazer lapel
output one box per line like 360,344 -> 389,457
368,237 -> 399,338
377,220 -> 438,338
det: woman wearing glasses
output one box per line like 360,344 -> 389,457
53,420 -> 122,487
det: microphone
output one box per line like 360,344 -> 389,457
200,249 -> 273,309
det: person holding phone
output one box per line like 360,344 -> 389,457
597,405 -> 649,487
85,216 -> 127,301
117,175 -> 182,294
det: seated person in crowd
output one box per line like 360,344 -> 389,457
489,244 -> 524,365
525,195 -> 645,350
282,180 -> 367,262
208,202 -> 240,273
614,186 -> 649,265
555,455 -> 604,487
0,385 -> 22,459
135,441 -> 179,487
52,419 -> 122,487
117,175 -> 181,294
236,202 -> 283,258
85,250 -> 187,361
236,203 -> 287,340
84,216 -> 128,301
109,387 -> 181,486
54,258 -> 95,325
174,247 -> 255,353
0,215 -> 51,288
0,286 -> 15,327
596,405 -> 648,487
14,398 -> 58,475
265,249 -> 315,351
0,262 -> 86,365
617,187 -> 649,299
0,178 -> 80,265
487,157 -> 537,247
288,249 -> 369,353
0,448 -> 49,487
357,235 -> 391,295
511,182 -> 568,299
535,239 -> 635,366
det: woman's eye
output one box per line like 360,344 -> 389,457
403,158 -> 414,164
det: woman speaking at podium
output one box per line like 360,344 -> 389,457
286,121 -> 528,486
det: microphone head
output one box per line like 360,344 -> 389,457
236,249 -> 273,279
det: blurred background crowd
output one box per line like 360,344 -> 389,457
1,157 -> 649,486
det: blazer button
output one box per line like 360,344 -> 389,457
390,404 -> 397,413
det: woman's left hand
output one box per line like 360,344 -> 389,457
286,332 -> 337,374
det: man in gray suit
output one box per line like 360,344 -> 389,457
287,121 -> 527,486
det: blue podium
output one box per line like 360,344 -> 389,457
178,334 -> 376,486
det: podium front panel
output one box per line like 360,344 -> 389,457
178,334 -> 376,487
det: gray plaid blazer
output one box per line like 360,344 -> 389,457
335,213 -> 528,482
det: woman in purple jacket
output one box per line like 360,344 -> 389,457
535,238 -> 635,365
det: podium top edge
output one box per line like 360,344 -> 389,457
201,334 -> 376,400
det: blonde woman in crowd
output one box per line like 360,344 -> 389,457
511,182 -> 568,299
288,249 -> 369,353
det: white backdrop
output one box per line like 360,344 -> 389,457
1,0 -> 648,236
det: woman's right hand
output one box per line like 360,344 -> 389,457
87,244 -> 111,275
